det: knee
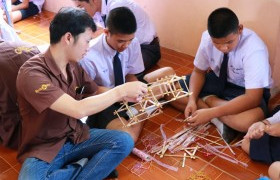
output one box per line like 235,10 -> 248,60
116,132 -> 134,155
268,161 -> 280,180
143,66 -> 175,83
160,67 -> 175,77
129,132 -> 140,143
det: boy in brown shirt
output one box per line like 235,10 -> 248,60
0,39 -> 40,149
17,7 -> 147,180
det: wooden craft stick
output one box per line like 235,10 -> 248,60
216,128 -> 235,155
182,153 -> 187,167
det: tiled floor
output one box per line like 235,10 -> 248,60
0,10 -> 276,180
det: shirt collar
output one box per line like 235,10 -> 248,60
101,0 -> 107,16
102,34 -> 118,58
44,48 -> 75,77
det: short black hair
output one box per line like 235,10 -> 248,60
207,7 -> 239,38
49,7 -> 96,44
106,7 -> 137,35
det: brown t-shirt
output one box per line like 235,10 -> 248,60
0,39 -> 40,149
16,48 -> 98,163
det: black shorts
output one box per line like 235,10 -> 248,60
140,37 -> 161,71
179,71 -> 270,115
86,103 -> 129,129
249,105 -> 280,164
13,0 -> 39,20
250,133 -> 280,164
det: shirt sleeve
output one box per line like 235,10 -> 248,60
126,38 -> 145,74
243,49 -> 271,89
17,68 -> 64,114
79,55 -> 97,81
193,32 -> 210,71
267,110 -> 280,124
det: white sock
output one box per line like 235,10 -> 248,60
211,118 -> 223,134
80,116 -> 88,124
126,105 -> 158,118
202,95 -> 217,103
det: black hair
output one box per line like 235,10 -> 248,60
207,7 -> 239,38
49,7 -> 96,44
106,7 -> 137,35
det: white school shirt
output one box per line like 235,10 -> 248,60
0,0 -> 12,11
267,110 -> 280,125
80,33 -> 145,88
19,0 -> 45,12
0,16 -> 21,41
92,12 -> 105,28
100,0 -> 156,45
194,28 -> 272,89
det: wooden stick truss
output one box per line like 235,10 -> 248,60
114,75 -> 192,127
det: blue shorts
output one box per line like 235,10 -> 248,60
250,133 -> 280,164
13,0 -> 39,20
179,71 -> 270,115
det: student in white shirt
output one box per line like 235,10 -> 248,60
242,105 -> 280,180
144,7 -> 272,143
80,16 -> 144,88
180,7 -> 272,143
0,9 -> 20,41
74,0 -> 161,73
80,7 -> 146,145
80,8 -> 160,178
80,6 -> 174,143
11,0 -> 45,22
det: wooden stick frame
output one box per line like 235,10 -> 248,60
114,75 -> 192,127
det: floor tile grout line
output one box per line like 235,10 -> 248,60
0,156 -> 17,168
119,164 -> 146,180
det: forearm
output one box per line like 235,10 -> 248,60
51,87 -> 124,119
188,70 -> 206,103
76,88 -> 123,118
125,74 -> 138,82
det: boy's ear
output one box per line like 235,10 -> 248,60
104,28 -> 109,36
64,32 -> 73,45
238,24 -> 243,34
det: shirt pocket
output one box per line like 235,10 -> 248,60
229,65 -> 244,81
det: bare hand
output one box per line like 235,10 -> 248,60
118,81 -> 148,102
186,108 -> 213,127
184,100 -> 197,118
244,121 -> 266,140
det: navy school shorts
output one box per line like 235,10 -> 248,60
179,71 -> 270,116
86,103 -> 129,129
13,0 -> 39,20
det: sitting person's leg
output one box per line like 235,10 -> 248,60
87,67 -> 176,143
142,67 -> 211,112
19,128 -> 134,180
241,106 -> 280,164
269,161 -> 280,180
140,37 -> 161,71
11,0 -> 39,22
205,96 -> 265,132
87,103 -> 144,143
204,84 -> 270,132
